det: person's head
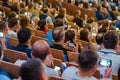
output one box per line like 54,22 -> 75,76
2,0 -> 9,3
65,30 -> 75,43
43,7 -> 49,14
33,16 -> 40,25
53,19 -> 64,28
20,58 -> 48,80
17,28 -> 31,45
32,40 -> 49,61
73,17 -> 83,28
83,2 -> 89,9
80,28 -> 89,42
38,19 -> 47,31
97,6 -> 102,11
52,27 -> 65,43
0,21 -> 6,31
78,50 -> 98,74
20,15 -> 30,28
56,12 -> 65,19
102,20 -> 110,29
84,24 -> 92,32
8,17 -> 19,30
85,42 -> 97,51
103,31 -> 119,49
11,5 -> 20,14
8,11 -> 17,21
87,17 -> 94,24
96,33 -> 104,45
75,10 -> 81,17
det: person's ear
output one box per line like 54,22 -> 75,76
115,43 -> 119,50
92,65 -> 97,73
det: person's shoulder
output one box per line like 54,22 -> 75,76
46,66 -> 59,76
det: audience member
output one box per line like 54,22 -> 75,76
80,28 -> 89,42
98,31 -> 120,75
6,17 -> 19,38
32,40 -> 59,76
45,19 -> 64,46
96,33 -> 104,50
37,19 -> 48,34
20,58 -> 48,80
85,42 -> 97,51
8,28 -> 32,58
62,50 -> 111,80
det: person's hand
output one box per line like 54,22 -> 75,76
104,66 -> 112,78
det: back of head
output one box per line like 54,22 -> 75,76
103,31 -> 119,49
8,17 -> 18,29
8,11 -> 17,21
78,50 -> 98,72
80,28 -> 89,42
85,42 -> 97,51
53,19 -> 64,28
52,27 -> 65,42
38,19 -> 46,31
73,17 -> 83,28
20,58 -> 43,80
20,15 -> 29,28
32,40 -> 49,61
65,30 -> 75,42
96,33 -> 104,45
0,21 -> 6,31
17,28 -> 31,44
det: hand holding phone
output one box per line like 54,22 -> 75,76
98,58 -> 112,67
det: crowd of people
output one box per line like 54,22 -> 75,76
0,0 -> 120,80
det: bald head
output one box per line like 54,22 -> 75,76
32,40 -> 49,61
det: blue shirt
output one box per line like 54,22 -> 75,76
0,69 -> 11,80
8,44 -> 32,58
45,30 -> 53,46
95,11 -> 105,20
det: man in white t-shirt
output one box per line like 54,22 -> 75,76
62,50 -> 111,80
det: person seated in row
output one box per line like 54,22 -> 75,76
62,50 -> 112,80
8,28 -> 32,58
19,58 -> 48,80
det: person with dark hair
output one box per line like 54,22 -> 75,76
98,31 -> 120,76
96,6 -> 106,21
20,15 -> 30,28
6,17 -> 19,38
37,19 -> 48,34
8,28 -> 32,58
80,28 -> 89,42
62,50 -> 111,80
65,30 -> 81,53
8,11 -> 17,22
32,40 -> 59,76
39,7 -> 53,24
73,17 -> 83,28
20,58 -> 48,80
96,33 -> 104,50
45,19 -> 64,46
2,0 -> 12,8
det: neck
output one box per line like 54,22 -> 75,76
78,70 -> 93,78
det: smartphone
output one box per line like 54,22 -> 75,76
68,43 -> 74,48
98,58 -> 112,67
54,66 -> 60,71
25,12 -> 27,16
116,28 -> 119,32
92,33 -> 97,36
0,32 -> 3,39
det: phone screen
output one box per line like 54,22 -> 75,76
98,58 -> 112,67
92,33 -> 97,36
54,66 -> 60,71
68,43 -> 74,48
0,32 -> 3,39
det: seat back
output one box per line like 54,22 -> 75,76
31,35 -> 48,45
32,30 -> 45,37
112,74 -> 118,80
50,48 -> 65,61
3,7 -> 11,16
69,4 -> 76,15
66,62 -> 79,68
0,60 -> 20,78
7,37 -> 18,46
4,49 -> 28,63
49,75 -> 67,80
67,51 -> 79,63
75,39 -> 88,47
